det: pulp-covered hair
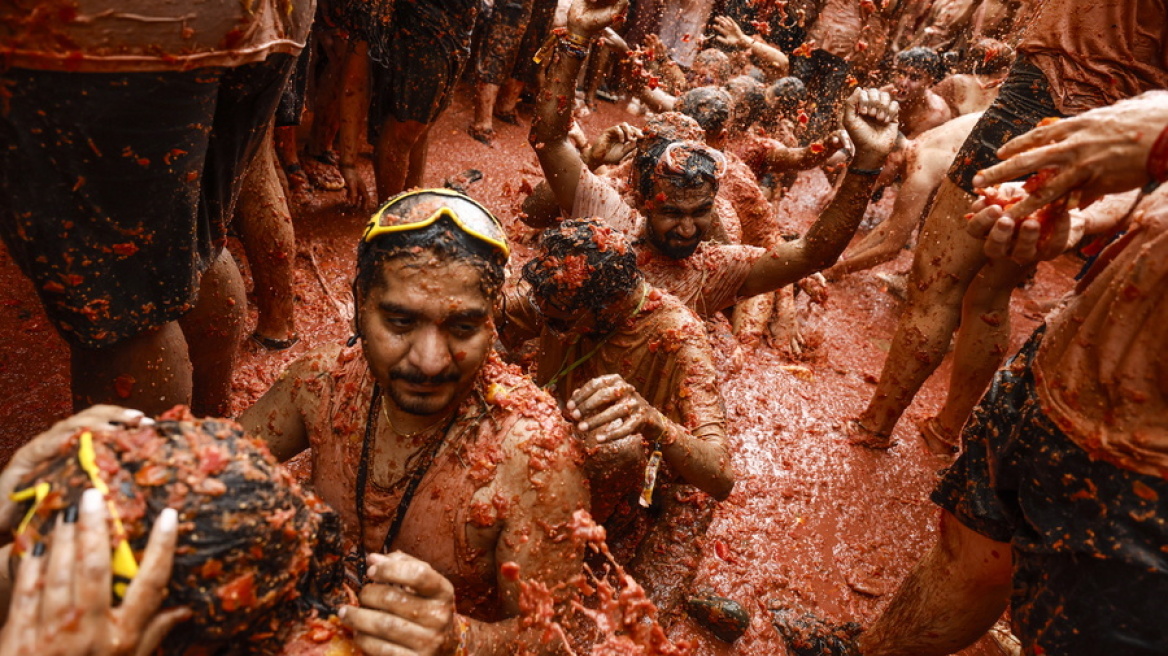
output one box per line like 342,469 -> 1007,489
676,86 -> 733,136
522,218 -> 640,316
969,38 -> 1016,75
726,75 -> 767,127
768,76 -> 806,111
355,217 -> 508,302
640,112 -> 705,144
11,408 -> 346,654
692,48 -> 732,84
634,138 -> 722,200
896,46 -> 946,82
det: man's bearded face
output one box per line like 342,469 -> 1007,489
640,177 -> 717,260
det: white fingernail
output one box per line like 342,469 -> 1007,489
158,508 -> 177,533
81,488 -> 104,515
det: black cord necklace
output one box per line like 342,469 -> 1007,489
354,382 -> 461,585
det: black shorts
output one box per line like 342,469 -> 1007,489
0,56 -> 292,348
276,39 -> 313,127
946,56 -> 1065,193
368,0 -> 480,129
932,331 -> 1168,654
476,0 -> 535,85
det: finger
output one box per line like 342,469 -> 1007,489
566,374 -> 623,411
1010,218 -> 1043,262
75,488 -> 112,624
886,99 -> 900,123
120,508 -> 179,634
366,552 -> 455,600
572,382 -> 630,419
579,396 -> 636,433
358,583 -> 452,631
134,607 -> 192,656
966,205 -> 1005,239
983,215 -> 1017,260
1003,169 -> 1086,220
972,146 -> 1070,188
349,632 -> 422,656
7,546 -> 47,642
340,605 -> 442,653
41,504 -> 80,623
996,119 -> 1074,160
592,415 -> 642,443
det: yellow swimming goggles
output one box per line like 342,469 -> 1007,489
362,188 -> 510,259
11,430 -> 140,599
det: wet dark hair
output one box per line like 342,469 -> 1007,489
522,218 -> 640,318
768,77 -> 806,111
12,409 -> 345,654
691,48 -> 732,84
969,38 -> 1016,75
354,216 -> 507,303
634,138 -> 722,200
676,86 -> 733,137
896,47 -> 946,82
726,75 -> 767,127
640,112 -> 705,143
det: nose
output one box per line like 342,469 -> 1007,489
675,217 -> 697,239
407,325 -> 453,378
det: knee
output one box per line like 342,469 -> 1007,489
938,511 -> 1013,594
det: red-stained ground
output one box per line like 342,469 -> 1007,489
0,87 -> 1075,655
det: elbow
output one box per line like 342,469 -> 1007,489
709,473 -> 735,502
707,458 -> 736,501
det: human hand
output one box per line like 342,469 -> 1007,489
341,552 -> 458,656
642,33 -> 669,60
966,184 -> 1084,264
567,373 -> 667,445
0,489 -> 187,656
567,0 -> 628,39
0,406 -> 151,532
340,164 -> 372,210
712,16 -> 753,50
586,123 -> 643,168
841,88 -> 900,169
972,91 -> 1168,218
599,27 -> 630,54
797,272 -> 830,305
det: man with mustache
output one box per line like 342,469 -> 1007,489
241,189 -> 588,655
532,0 -> 901,322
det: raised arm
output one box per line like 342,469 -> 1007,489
531,0 -> 629,214
738,88 -> 900,297
712,15 -> 789,75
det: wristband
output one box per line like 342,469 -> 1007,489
1147,122 -> 1168,184
452,615 -> 470,656
847,166 -> 882,176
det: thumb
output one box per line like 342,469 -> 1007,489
133,608 -> 192,656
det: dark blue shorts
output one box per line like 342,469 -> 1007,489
933,332 -> 1168,654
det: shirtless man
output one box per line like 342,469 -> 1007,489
500,218 -> 736,625
533,0 -> 901,323
885,48 -> 953,140
242,190 -> 587,655
851,0 -> 1168,449
776,90 -> 1168,656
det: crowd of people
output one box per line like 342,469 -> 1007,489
0,0 -> 1165,653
